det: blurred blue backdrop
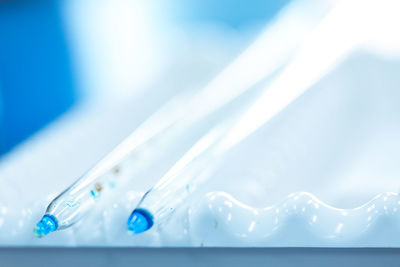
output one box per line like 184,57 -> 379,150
0,0 -> 290,156
0,0 -> 76,155
168,0 -> 290,29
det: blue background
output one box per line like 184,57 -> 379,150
0,0 -> 289,155
0,1 -> 76,155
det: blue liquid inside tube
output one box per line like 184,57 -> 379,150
127,209 -> 154,234
34,215 -> 58,237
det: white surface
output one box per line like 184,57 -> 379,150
1,51 -> 400,247
1,0 -> 400,247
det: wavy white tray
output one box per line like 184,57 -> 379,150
188,191 -> 400,247
1,51 -> 400,247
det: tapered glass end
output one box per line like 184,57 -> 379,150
34,215 -> 58,238
127,209 -> 153,235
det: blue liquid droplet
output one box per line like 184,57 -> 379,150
34,215 -> 58,237
127,209 -> 153,234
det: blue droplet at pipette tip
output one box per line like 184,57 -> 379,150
127,209 -> 154,235
34,215 -> 58,238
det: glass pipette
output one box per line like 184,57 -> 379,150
127,0 -> 366,234
35,0 -> 330,237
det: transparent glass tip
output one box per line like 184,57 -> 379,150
127,209 -> 153,235
34,215 -> 58,238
